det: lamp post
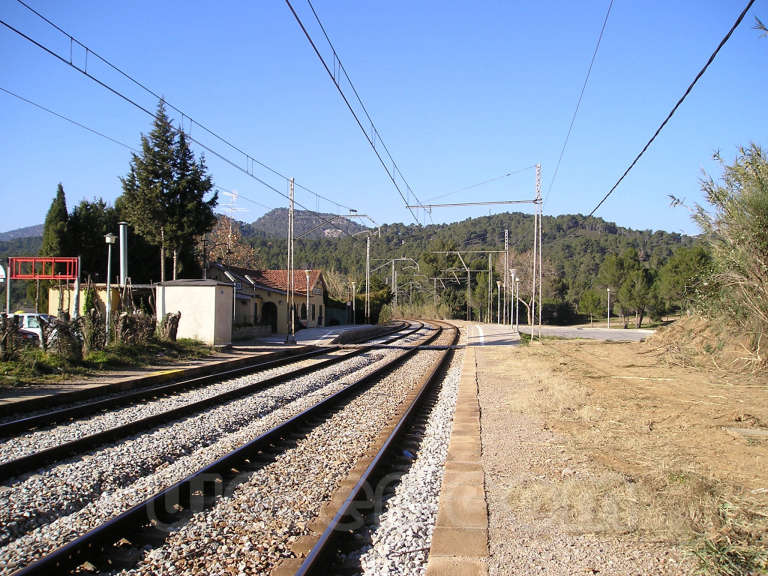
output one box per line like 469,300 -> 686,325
305,269 -> 311,328
351,281 -> 356,325
515,277 -> 520,331
496,280 -> 501,324
607,287 -> 611,329
104,233 -> 116,344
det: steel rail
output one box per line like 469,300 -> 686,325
0,323 -> 421,482
10,323 -> 443,575
291,321 -> 458,575
0,322 -> 408,438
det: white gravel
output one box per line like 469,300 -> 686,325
0,350 -> 350,463
116,330 -> 452,575
0,328 -> 432,574
354,341 -> 463,575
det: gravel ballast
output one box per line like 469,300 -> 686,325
117,333 -> 451,575
355,345 -> 463,576
0,329 -> 431,573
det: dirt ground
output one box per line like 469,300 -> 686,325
478,336 -> 768,575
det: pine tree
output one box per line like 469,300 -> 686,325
41,183 -> 69,257
118,100 -> 217,281
36,183 -> 70,312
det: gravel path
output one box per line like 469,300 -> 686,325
0,329 -> 431,573
355,346 -> 463,576
477,345 -> 695,575
116,334 -> 451,575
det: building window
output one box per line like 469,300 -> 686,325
311,303 -> 315,320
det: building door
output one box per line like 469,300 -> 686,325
262,302 -> 278,333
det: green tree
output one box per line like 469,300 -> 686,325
41,183 -> 69,258
118,100 -> 217,281
658,245 -> 711,312
68,198 -> 119,280
37,183 -> 70,313
578,289 -> 602,325
695,144 -> 768,331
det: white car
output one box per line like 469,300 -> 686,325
11,313 -> 54,346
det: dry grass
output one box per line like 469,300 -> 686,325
508,339 -> 768,574
648,315 -> 765,373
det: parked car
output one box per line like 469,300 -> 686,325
14,328 -> 40,348
10,313 -> 54,347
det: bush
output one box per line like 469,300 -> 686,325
695,144 -> 768,347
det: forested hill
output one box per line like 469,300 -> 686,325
0,224 -> 43,242
244,211 -> 700,306
248,208 -> 368,239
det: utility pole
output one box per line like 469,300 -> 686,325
286,178 -> 296,344
351,281 -> 356,325
537,164 -> 543,339
487,253 -> 492,323
365,235 -> 370,323
504,229 -> 509,324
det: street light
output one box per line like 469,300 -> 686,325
515,277 -> 520,331
607,287 -> 611,329
496,280 -> 501,324
351,281 -> 356,325
104,232 -> 117,344
305,269 -> 311,328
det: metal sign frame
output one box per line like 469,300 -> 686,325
8,257 -> 79,281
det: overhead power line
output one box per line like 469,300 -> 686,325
0,8 -> 357,237
547,0 -> 614,203
1,84 -> 280,217
8,0 -> 356,215
284,0 -> 426,224
427,166 -> 536,203
0,85 -> 137,152
588,0 -> 756,217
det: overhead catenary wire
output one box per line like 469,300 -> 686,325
0,85 -> 137,152
427,166 -> 536,203
588,0 -> 756,217
0,12 -> 358,238
1,84 -> 280,221
9,0 -> 357,215
284,0 -> 426,224
547,0 -> 613,203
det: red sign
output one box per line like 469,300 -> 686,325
9,257 -> 79,281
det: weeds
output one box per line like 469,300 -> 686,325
1,338 -> 212,385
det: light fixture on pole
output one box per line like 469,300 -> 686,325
515,277 -> 520,331
496,280 -> 501,324
351,281 -> 356,325
607,287 -> 611,329
104,232 -> 117,344
305,269 -> 311,328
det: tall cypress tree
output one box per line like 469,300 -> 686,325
41,183 -> 69,257
36,183 -> 70,312
118,100 -> 217,281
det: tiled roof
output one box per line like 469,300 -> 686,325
210,263 -> 323,295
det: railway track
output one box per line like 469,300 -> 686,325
0,323 -> 422,481
0,322 -> 409,433
284,320 -> 460,575
2,322 -> 448,575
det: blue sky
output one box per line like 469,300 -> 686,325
0,0 -> 765,237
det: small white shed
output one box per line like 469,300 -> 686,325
156,280 -> 233,346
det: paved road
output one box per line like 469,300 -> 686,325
465,323 -> 521,346
518,324 -> 654,342
463,322 -> 653,344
